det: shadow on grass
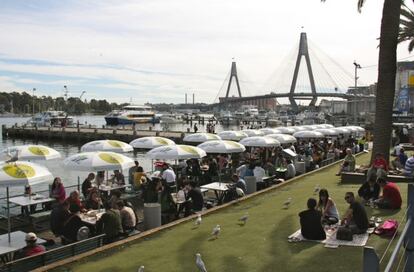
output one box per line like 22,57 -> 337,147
176,232 -> 206,272
220,254 -> 249,272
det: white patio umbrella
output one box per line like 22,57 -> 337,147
183,133 -> 221,143
81,140 -> 133,153
324,124 -> 335,128
241,130 -> 265,137
333,127 -> 351,135
2,145 -> 61,161
63,152 -> 135,171
342,126 -> 359,134
266,134 -> 297,144
0,161 -> 53,242
277,127 -> 296,135
147,145 -> 207,160
218,131 -> 248,141
289,126 -> 309,132
293,131 -> 325,139
259,128 -> 283,135
129,136 -> 175,149
302,125 -> 319,130
314,129 -> 340,137
239,136 -> 280,147
197,140 -> 246,154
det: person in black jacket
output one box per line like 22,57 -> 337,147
299,198 -> 326,240
358,176 -> 380,202
61,204 -> 88,244
50,200 -> 71,237
184,181 -> 204,215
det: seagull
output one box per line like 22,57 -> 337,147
283,197 -> 292,209
239,213 -> 249,225
137,265 -> 145,272
211,224 -> 221,239
195,214 -> 202,226
314,185 -> 320,194
196,253 -> 207,272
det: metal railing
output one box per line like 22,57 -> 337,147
363,184 -> 414,272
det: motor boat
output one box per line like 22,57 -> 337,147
28,110 -> 74,127
105,105 -> 157,125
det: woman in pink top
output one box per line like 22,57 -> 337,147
51,177 -> 66,203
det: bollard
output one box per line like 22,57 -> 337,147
149,126 -> 152,131
144,203 -> 161,230
244,176 -> 257,194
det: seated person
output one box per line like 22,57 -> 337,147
85,189 -> 103,210
299,198 -> 326,240
82,173 -> 95,199
285,159 -> 296,180
404,153 -> 414,177
133,166 -> 146,190
66,190 -> 85,213
391,156 -> 403,172
336,148 -> 356,175
341,192 -> 369,234
96,201 -> 123,243
318,189 -> 339,225
21,185 -> 37,215
375,178 -> 402,209
399,148 -> 408,167
367,153 -> 388,182
358,176 -> 380,202
231,174 -> 247,195
50,200 -> 71,237
95,171 -> 105,187
112,170 -> 125,186
109,190 -> 122,209
184,181 -> 204,214
16,233 -> 46,258
117,200 -> 136,232
61,205 -> 87,244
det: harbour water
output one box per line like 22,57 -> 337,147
0,115 -> 239,197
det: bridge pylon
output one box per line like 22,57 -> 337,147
289,32 -> 317,111
225,61 -> 242,99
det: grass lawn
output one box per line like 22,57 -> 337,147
54,152 -> 409,272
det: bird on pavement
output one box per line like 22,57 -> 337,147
283,197 -> 292,209
196,253 -> 207,272
137,265 -> 145,272
239,213 -> 249,225
211,224 -> 221,239
195,214 -> 202,226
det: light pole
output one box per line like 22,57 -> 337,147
32,88 -> 36,115
353,61 -> 362,90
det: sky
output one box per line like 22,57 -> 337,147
0,0 -> 413,104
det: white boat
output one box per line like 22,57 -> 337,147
105,105 -> 156,125
160,113 -> 184,124
28,110 -> 74,127
218,111 -> 238,125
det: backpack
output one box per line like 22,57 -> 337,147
374,219 -> 398,237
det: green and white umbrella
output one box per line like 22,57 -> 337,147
197,140 -> 246,154
129,136 -> 175,149
3,145 -> 61,161
81,140 -> 133,153
239,136 -> 280,147
259,128 -> 283,135
63,151 -> 135,171
0,161 -> 53,242
183,133 -> 221,143
293,131 -> 325,139
241,130 -> 264,137
266,134 -> 297,144
314,128 -> 340,137
147,145 -> 207,160
276,127 -> 296,135
217,131 -> 248,141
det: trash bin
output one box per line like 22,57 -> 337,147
144,203 -> 161,230
244,176 -> 257,194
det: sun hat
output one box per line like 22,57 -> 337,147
25,232 -> 37,242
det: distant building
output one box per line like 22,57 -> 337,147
346,85 -> 376,119
395,61 -> 414,114
319,99 -> 347,114
219,96 -> 278,110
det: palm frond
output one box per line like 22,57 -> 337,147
409,39 -> 414,53
357,0 -> 365,13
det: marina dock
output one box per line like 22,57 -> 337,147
1,125 -> 188,143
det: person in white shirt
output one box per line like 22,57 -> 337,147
285,159 -> 296,180
236,162 -> 248,179
253,162 -> 265,182
161,163 -> 176,185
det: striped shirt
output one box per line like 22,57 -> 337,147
404,156 -> 414,176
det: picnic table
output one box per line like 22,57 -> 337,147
79,210 -> 105,225
0,231 -> 46,262
200,182 -> 230,204
98,184 -> 128,193
8,194 -> 54,209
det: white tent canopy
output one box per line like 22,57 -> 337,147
266,134 -> 297,144
183,133 -> 221,143
2,145 -> 61,161
293,131 -> 325,139
197,140 -> 246,154
239,136 -> 280,147
81,140 -> 133,153
147,145 -> 207,160
130,136 -> 175,149
218,131 -> 248,141
64,152 -> 135,171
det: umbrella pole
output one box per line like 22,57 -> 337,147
7,187 -> 10,243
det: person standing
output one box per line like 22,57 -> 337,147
51,177 -> 66,204
82,173 -> 95,199
161,163 -> 176,187
341,192 -> 369,234
299,198 -> 326,240
128,160 -> 139,185
194,123 -> 198,133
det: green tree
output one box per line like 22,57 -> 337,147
322,0 -> 402,161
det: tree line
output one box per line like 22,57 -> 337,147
0,92 -> 127,115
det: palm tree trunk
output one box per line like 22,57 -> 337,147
371,0 -> 402,163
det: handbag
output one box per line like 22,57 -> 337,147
336,226 -> 353,241
374,219 -> 398,237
